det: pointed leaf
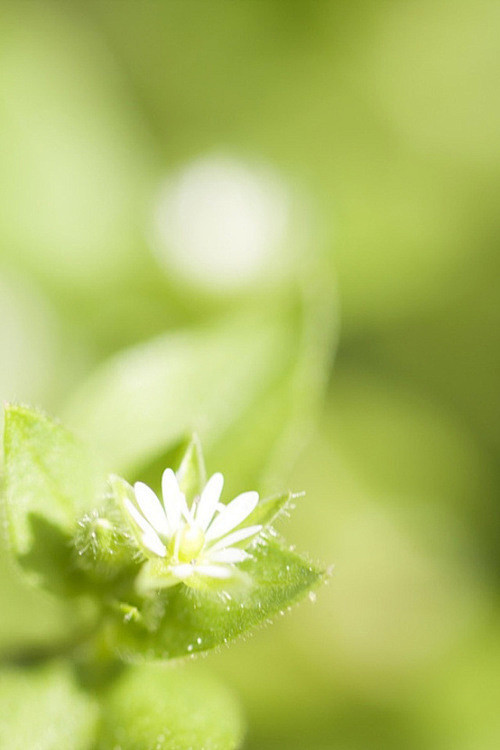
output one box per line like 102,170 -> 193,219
107,541 -> 323,660
2,404 -> 102,593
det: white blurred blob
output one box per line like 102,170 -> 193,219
152,154 -> 295,292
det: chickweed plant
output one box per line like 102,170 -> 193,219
0,404 -> 323,749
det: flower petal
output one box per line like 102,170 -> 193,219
195,472 -> 224,530
208,547 -> 250,563
142,531 -> 167,557
134,482 -> 170,537
162,468 -> 188,530
195,564 -> 233,579
124,499 -> 167,557
209,524 -> 263,551
205,491 -> 259,541
170,563 -> 195,579
124,498 -> 155,535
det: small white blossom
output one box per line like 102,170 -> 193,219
124,469 -> 262,585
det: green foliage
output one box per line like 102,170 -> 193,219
0,403 -> 323,748
3,405 -> 103,593
3,405 -> 98,548
96,664 -> 245,750
107,541 -> 322,661
0,662 -> 98,750
0,543 -> 82,656
1,405 -> 323,666
64,308 -> 293,478
64,290 -> 335,497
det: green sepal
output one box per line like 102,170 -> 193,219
175,434 -> 206,503
107,474 -> 143,552
242,490 -> 300,532
72,508 -> 137,583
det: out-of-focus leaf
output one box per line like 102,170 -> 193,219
2,404 -> 102,593
0,543 -> 85,657
97,663 -> 244,750
207,282 -> 336,497
64,287 -> 335,496
108,541 -> 322,661
63,306 -> 294,477
0,662 -> 98,750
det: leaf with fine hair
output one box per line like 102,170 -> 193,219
2,404 -> 102,594
106,540 -> 323,661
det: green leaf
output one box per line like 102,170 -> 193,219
0,542 -> 88,657
97,663 -> 244,750
107,541 -> 322,660
206,282 -> 336,498
63,308 -> 291,476
2,404 -> 102,592
0,662 -> 98,750
64,290 -> 336,495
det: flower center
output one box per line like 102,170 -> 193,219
176,524 -> 205,562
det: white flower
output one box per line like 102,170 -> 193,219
123,469 -> 262,585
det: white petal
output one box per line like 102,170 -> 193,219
209,524 -> 263,552
142,531 -> 167,557
205,491 -> 259,542
178,491 -> 191,520
195,564 -> 233,579
124,498 -> 155,535
170,563 -> 194,579
208,547 -> 250,563
124,499 -> 167,557
134,482 -> 170,536
161,468 -> 185,530
195,472 -> 224,530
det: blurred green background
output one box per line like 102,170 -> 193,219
1,1 -> 499,747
